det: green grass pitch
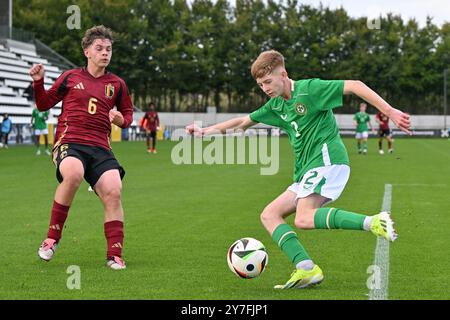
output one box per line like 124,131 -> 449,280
0,137 -> 449,299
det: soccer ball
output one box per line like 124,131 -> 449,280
227,237 -> 268,279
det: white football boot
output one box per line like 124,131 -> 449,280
38,238 -> 58,261
106,256 -> 126,270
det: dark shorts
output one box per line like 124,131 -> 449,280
53,143 -> 125,187
379,129 -> 391,137
145,130 -> 157,139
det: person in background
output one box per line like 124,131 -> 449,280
353,102 -> 374,155
31,106 -> 51,155
141,102 -> 160,153
0,113 -> 13,149
375,111 -> 394,154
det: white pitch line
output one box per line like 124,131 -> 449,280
392,183 -> 446,187
368,184 -> 392,300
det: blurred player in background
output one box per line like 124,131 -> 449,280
187,50 -> 411,289
353,102 -> 374,155
141,102 -> 160,153
29,25 -> 133,270
31,107 -> 51,155
375,111 -> 394,154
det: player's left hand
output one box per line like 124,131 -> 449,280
109,109 -> 124,127
387,108 -> 411,135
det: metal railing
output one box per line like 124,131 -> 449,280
34,38 -> 77,70
0,26 -> 35,42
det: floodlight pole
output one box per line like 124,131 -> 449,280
445,69 -> 448,130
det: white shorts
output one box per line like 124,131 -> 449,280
355,131 -> 368,139
288,164 -> 350,205
35,129 -> 48,135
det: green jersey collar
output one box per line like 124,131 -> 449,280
290,79 -> 295,93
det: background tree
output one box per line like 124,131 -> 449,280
12,0 -> 449,114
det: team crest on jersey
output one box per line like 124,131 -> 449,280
105,83 -> 114,99
295,103 -> 307,115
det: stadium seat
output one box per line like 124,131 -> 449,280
0,57 -> 30,67
0,40 -> 66,126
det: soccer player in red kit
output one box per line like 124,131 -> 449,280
142,102 -> 160,153
375,111 -> 394,154
29,25 -> 133,270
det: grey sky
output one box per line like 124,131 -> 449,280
196,0 -> 449,27
299,0 -> 449,26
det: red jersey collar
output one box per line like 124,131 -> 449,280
82,67 -> 110,79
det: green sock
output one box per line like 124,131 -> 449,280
314,207 -> 366,230
363,142 -> 367,150
357,142 -> 361,150
272,224 -> 311,265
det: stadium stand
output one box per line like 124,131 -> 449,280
0,39 -> 65,128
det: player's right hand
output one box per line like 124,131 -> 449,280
185,123 -> 204,137
388,108 -> 411,135
29,64 -> 45,81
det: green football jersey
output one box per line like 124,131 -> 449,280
32,108 -> 49,130
353,112 -> 370,132
250,79 -> 349,182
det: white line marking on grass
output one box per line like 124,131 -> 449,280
392,183 -> 446,187
368,184 -> 392,300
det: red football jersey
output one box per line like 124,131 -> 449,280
376,112 -> 390,130
142,111 -> 159,131
33,67 -> 133,150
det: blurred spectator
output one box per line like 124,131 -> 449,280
164,127 -> 170,140
121,127 -> 129,141
0,113 -> 12,149
15,124 -> 23,144
24,82 -> 34,99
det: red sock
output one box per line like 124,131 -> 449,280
104,220 -> 124,259
47,201 -> 70,242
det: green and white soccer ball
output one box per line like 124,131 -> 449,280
227,237 -> 268,279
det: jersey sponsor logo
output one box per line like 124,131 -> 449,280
271,101 -> 283,111
74,82 -> 85,90
272,105 -> 282,112
295,103 -> 307,115
280,114 -> 288,121
105,83 -> 115,99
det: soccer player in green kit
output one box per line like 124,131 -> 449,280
353,102 -> 374,155
186,50 -> 411,289
31,107 -> 51,155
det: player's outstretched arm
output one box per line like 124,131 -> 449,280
186,115 -> 256,137
344,80 -> 411,135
